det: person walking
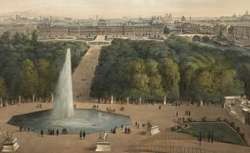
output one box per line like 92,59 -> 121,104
56,129 -> 59,136
83,130 -> 86,139
40,130 -> 44,137
80,130 -> 83,140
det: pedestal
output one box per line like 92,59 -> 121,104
149,126 -> 160,136
1,137 -> 20,153
95,141 -> 111,152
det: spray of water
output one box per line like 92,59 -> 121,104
53,48 -> 74,118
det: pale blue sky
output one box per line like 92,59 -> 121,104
0,0 -> 249,18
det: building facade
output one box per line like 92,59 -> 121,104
175,22 -> 216,35
37,24 -> 164,40
227,25 -> 250,46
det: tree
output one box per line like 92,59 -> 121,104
179,52 -> 243,103
128,59 -> 145,74
130,73 -> 150,97
129,59 -> 149,98
164,26 -> 170,34
238,64 -> 250,98
31,30 -> 38,45
192,35 -> 201,42
37,59 -> 51,97
0,31 -> 87,98
192,69 -> 214,102
0,31 -> 11,46
145,59 -> 159,75
159,58 -> 180,101
145,59 -> 164,100
0,78 -> 6,97
13,32 -> 22,44
20,59 -> 39,98
90,37 -> 249,103
148,74 -> 165,100
216,69 -> 243,96
202,36 -> 210,42
1,52 -> 22,98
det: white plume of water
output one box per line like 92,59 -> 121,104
53,48 -> 74,118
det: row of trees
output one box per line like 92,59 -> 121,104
91,40 -> 179,102
0,31 -> 88,100
167,36 -> 244,102
91,37 -> 249,103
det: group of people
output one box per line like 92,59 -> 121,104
124,127 -> 131,134
36,104 -> 42,108
40,128 -> 68,137
106,107 -> 116,113
111,127 -> 117,134
198,131 -> 214,145
135,121 -> 147,129
19,126 -> 31,132
185,110 -> 191,116
47,129 -> 60,136
135,121 -> 140,128
21,124 -> 133,139
92,105 -> 99,110
80,129 -> 86,140
39,128 -> 88,140
110,125 -> 131,135
0,101 -> 23,108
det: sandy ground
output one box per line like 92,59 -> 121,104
72,46 -> 101,100
0,102 -> 250,153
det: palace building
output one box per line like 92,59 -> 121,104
37,22 -> 164,40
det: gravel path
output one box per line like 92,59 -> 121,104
72,46 -> 102,101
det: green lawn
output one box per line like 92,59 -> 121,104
180,122 -> 246,145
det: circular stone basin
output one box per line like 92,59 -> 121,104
8,109 -> 131,134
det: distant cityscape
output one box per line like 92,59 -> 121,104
0,11 -> 249,46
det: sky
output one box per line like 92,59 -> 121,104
0,0 -> 249,18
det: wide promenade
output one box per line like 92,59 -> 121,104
0,102 -> 250,153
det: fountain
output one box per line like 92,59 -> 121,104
53,48 -> 74,118
8,48 -> 131,134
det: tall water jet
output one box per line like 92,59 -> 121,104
53,48 -> 74,118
